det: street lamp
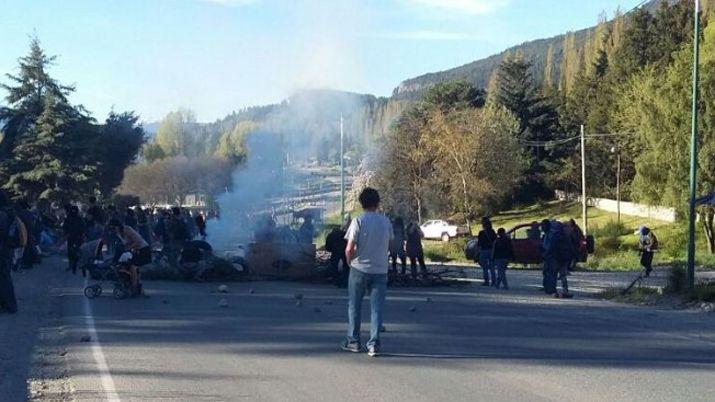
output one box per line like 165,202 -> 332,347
611,145 -> 621,225
340,114 -> 345,219
687,0 -> 701,292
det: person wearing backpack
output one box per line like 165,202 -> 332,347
638,226 -> 658,277
542,221 -> 574,298
477,217 -> 497,286
0,191 -> 18,313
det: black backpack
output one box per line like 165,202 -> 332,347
553,230 -> 575,262
464,238 -> 479,260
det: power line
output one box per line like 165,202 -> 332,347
517,132 -> 636,148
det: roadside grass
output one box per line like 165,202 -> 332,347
601,265 -> 715,307
600,286 -> 663,304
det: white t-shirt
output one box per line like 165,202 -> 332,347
344,211 -> 393,274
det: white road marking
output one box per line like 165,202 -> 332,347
83,280 -> 121,402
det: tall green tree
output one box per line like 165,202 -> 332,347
94,112 -> 145,197
493,55 -> 559,200
0,38 -> 75,158
4,92 -> 97,202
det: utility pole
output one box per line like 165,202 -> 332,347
340,114 -> 345,219
687,0 -> 701,292
612,145 -> 621,225
581,125 -> 588,235
616,150 -> 621,225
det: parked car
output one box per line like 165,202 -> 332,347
507,223 -> 595,265
421,220 -> 470,242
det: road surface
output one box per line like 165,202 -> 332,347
3,261 -> 715,401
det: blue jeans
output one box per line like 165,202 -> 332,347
493,258 -> 508,289
543,258 -> 557,294
478,250 -> 494,285
347,268 -> 387,348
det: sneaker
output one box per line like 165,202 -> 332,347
367,345 -> 380,357
561,293 -> 574,299
341,340 -> 362,353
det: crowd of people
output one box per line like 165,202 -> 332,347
473,217 -> 584,298
0,192 -> 215,313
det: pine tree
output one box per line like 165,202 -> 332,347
0,37 -> 74,158
494,56 -> 559,200
5,92 -> 97,202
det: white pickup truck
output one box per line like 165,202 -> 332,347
420,220 -> 470,242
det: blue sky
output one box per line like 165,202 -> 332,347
0,0 -> 643,122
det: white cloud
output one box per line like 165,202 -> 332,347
402,0 -> 510,15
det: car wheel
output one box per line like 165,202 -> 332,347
84,286 -> 98,299
441,233 -> 450,242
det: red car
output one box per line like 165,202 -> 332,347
507,223 -> 594,265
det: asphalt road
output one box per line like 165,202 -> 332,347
7,266 -> 701,402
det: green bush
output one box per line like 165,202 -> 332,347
666,263 -> 687,294
590,220 -> 630,238
596,236 -> 622,255
662,225 -> 688,260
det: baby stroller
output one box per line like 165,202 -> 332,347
82,241 -> 143,300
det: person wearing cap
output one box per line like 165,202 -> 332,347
638,226 -> 658,277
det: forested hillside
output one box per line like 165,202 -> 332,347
393,0 -> 671,99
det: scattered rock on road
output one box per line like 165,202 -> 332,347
425,297 -> 432,303
218,298 -> 229,308
296,300 -> 303,307
218,285 -> 229,293
294,293 -> 304,300
79,335 -> 91,343
409,306 -> 416,312
249,289 -> 255,294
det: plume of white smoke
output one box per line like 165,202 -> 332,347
205,0 -> 374,250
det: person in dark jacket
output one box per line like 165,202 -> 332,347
0,191 -> 18,313
541,220 -> 573,298
63,205 -> 86,276
16,199 -> 38,269
166,207 -> 190,268
492,228 -> 514,290
124,208 -> 138,230
477,217 -> 497,286
389,217 -> 407,276
86,196 -> 105,225
325,222 -> 349,287
405,222 -> 427,280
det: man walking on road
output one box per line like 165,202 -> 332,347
342,187 -> 392,357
